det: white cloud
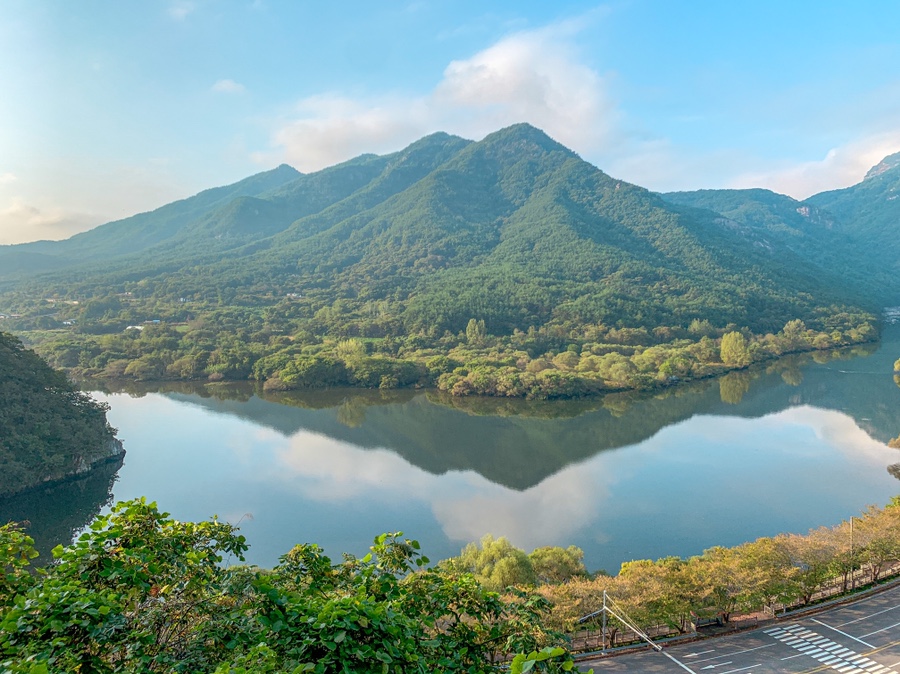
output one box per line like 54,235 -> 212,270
257,17 -> 900,198
262,22 -> 621,172
779,406 -> 900,464
168,1 -> 195,21
433,24 -> 617,149
267,428 -> 615,551
0,160 -> 194,245
0,173 -> 16,185
212,79 -> 246,94
728,132 -> 900,199
266,95 -> 433,171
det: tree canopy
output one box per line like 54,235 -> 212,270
0,500 -> 584,674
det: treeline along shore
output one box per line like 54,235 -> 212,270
17,310 -> 878,400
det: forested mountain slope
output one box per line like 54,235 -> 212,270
0,164 -> 302,278
806,151 -> 900,272
0,124 -> 884,397
6,124 -> 874,331
659,187 -> 893,303
0,332 -> 121,496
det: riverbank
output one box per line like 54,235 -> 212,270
0,440 -> 124,501
0,331 -> 124,498
26,312 -> 880,401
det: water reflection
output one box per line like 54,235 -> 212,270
88,396 -> 899,574
0,457 -> 121,563
4,326 -> 898,572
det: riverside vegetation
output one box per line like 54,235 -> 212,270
18,312 -> 877,400
1,125 -> 897,399
3,497 -> 900,673
0,332 -> 120,497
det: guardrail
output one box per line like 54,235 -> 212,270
570,562 -> 900,654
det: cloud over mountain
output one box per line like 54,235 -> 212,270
264,22 -> 620,173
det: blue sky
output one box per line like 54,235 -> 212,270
2,0 -> 900,244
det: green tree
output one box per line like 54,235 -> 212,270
529,546 -> 588,584
448,534 -> 538,591
0,501 -> 580,674
780,319 -> 808,351
466,318 -> 487,345
720,331 -> 751,367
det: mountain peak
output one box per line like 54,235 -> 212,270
864,151 -> 900,180
480,123 -> 575,155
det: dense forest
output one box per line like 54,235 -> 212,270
0,332 -> 121,496
3,497 -> 899,672
0,123 -> 894,398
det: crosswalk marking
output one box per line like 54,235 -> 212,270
763,624 -> 897,674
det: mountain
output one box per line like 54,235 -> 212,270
659,187 -> 891,303
0,124 -> 885,396
661,153 -> 900,307
13,125 -> 874,329
0,164 -> 302,274
660,188 -> 837,234
864,151 -> 900,180
806,152 -> 900,270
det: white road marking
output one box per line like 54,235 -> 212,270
812,618 -> 876,648
765,624 -> 897,674
700,661 -> 732,670
685,650 -> 716,658
718,666 -> 760,674
688,644 -> 774,664
839,605 -> 900,627
860,620 -> 900,639
661,649 -> 699,674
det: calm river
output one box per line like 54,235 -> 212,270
5,324 -> 900,573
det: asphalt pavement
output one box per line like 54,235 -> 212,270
580,583 -> 900,673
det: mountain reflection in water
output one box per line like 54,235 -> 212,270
3,325 -> 899,574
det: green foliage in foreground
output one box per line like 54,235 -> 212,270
4,497 -> 900,670
0,500 -> 585,674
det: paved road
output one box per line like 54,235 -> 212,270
580,584 -> 900,673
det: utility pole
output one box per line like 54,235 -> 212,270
850,517 -> 855,591
602,590 -> 607,653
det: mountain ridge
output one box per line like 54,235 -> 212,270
0,123 -> 889,400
